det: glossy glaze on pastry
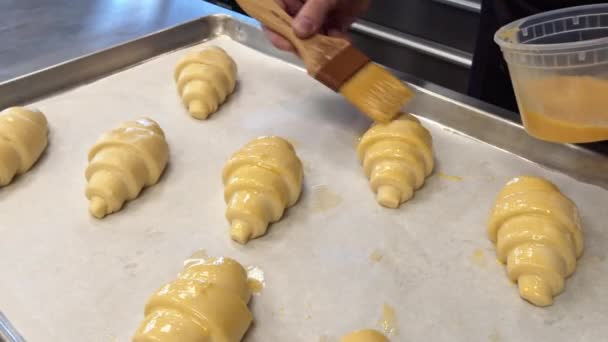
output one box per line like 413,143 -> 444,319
85,118 -> 169,218
488,176 -> 584,307
223,136 -> 303,244
133,256 -> 252,342
357,113 -> 434,208
0,107 -> 48,186
341,329 -> 389,342
174,46 -> 237,119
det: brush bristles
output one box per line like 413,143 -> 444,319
339,63 -> 413,123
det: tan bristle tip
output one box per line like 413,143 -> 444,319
340,64 -> 413,123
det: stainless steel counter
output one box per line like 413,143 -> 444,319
0,0 -> 228,82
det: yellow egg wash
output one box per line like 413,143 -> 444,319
370,249 -> 384,263
518,76 -> 608,142
133,256 -> 252,342
437,172 -> 463,182
341,329 -> 389,342
471,248 -> 486,267
488,176 -> 584,307
311,185 -> 343,213
246,265 -> 265,295
378,303 -> 398,336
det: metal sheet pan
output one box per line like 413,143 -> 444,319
0,14 -> 606,342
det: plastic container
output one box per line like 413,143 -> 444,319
495,4 -> 608,143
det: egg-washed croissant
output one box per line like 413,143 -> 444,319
133,256 -> 253,342
357,113 -> 434,208
0,107 -> 48,186
341,329 -> 389,342
223,136 -> 303,244
174,46 -> 237,119
488,176 -> 584,307
85,118 -> 169,219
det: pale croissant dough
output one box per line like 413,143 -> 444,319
133,256 -> 253,342
85,118 -> 169,219
223,136 -> 303,244
0,107 -> 48,186
357,113 -> 434,208
174,46 -> 237,119
488,176 -> 584,307
342,329 -> 389,342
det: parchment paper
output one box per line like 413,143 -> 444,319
1,36 -> 607,342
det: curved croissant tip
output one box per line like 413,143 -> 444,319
376,185 -> 401,209
230,220 -> 252,244
89,196 -> 108,219
518,274 -> 554,307
189,100 -> 211,120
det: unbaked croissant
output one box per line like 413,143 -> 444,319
174,46 -> 237,119
223,136 -> 303,244
357,113 -> 434,208
488,176 -> 584,307
341,329 -> 389,342
0,107 -> 48,186
133,256 -> 252,342
85,118 -> 169,218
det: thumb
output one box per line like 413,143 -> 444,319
293,0 -> 338,38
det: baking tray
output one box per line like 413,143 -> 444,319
0,13 -> 607,342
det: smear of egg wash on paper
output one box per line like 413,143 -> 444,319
378,303 -> 398,336
437,172 -> 463,182
247,265 -> 265,295
370,249 -> 384,263
311,185 -> 343,213
488,329 -> 502,342
471,249 -> 486,267
318,335 -> 331,342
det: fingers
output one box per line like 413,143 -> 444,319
263,0 -> 360,51
282,0 -> 304,15
263,0 -> 301,52
293,0 -> 338,38
263,26 -> 296,52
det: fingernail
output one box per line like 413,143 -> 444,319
294,17 -> 315,37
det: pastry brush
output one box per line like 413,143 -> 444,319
235,0 -> 414,122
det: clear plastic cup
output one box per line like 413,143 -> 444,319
495,4 -> 608,143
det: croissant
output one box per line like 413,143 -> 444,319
341,329 -> 389,342
222,136 -> 303,244
488,176 -> 584,307
174,46 -> 237,119
0,107 -> 48,186
357,113 -> 434,208
85,118 -> 169,218
133,256 -> 252,342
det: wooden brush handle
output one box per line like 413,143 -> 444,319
236,0 -> 352,76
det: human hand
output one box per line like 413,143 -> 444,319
263,0 -> 371,52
